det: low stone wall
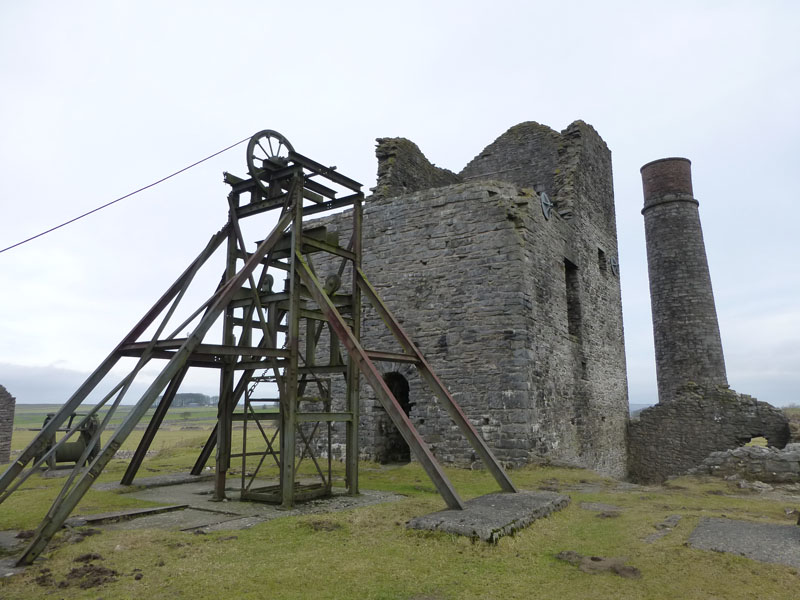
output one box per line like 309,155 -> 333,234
628,385 -> 790,483
691,444 -> 800,483
0,385 -> 16,464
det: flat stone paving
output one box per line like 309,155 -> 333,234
102,479 -> 404,533
689,517 -> 800,569
406,490 -> 569,542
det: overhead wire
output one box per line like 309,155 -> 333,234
0,134 -> 252,254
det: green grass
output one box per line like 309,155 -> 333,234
1,407 -> 800,599
783,405 -> 800,418
12,403 -> 219,430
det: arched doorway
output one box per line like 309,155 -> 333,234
379,372 -> 411,464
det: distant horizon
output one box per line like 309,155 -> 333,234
3,372 -> 794,410
2,361 -> 794,408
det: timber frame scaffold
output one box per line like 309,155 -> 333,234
0,130 -> 517,566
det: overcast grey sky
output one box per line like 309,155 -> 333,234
1,1 -> 798,406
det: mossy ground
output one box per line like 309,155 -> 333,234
1,408 -> 799,599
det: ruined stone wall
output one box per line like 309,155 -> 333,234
372,138 -> 461,199
690,443 -> 800,483
544,121 -> 628,476
309,120 -> 629,478
628,386 -> 790,483
460,121 -> 561,198
0,385 -> 16,464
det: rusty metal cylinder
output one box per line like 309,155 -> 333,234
55,440 -> 87,464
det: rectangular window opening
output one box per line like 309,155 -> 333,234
564,258 -> 582,339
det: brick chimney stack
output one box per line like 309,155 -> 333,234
641,158 -> 728,403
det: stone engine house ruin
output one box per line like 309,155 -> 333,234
314,121 -> 629,478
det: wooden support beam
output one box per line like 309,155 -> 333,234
288,151 -> 362,192
364,350 -> 421,365
15,211 -> 293,566
0,226 -> 228,501
121,366 -> 189,485
280,176 -> 304,509
303,193 -> 362,217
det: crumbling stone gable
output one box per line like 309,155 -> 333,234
460,121 -> 561,197
371,137 -> 461,199
0,385 -> 16,464
554,121 -> 617,231
628,385 -> 790,483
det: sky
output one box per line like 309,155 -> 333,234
0,1 -> 798,407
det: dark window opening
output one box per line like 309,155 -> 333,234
380,372 -> 411,464
564,259 -> 582,339
598,248 -> 607,273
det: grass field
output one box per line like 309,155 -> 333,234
1,405 -> 799,599
11,403 -> 219,430
8,403 -> 268,458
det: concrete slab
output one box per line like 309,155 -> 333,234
579,501 -> 622,513
0,557 -> 25,578
104,507 -> 247,532
64,504 -> 188,527
96,481 -> 404,533
689,517 -> 800,569
406,490 -> 569,543
0,530 -> 27,554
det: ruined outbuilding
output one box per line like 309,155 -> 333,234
315,121 -> 630,478
628,385 -> 789,482
0,385 -> 15,464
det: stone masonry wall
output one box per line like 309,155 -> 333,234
0,385 -> 16,464
690,443 -> 800,484
628,385 -> 790,483
310,182 -> 540,467
308,120 -> 629,478
460,121 -> 561,198
546,121 -> 628,476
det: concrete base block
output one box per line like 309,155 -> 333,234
689,517 -> 800,568
406,490 -> 569,542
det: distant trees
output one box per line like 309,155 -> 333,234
153,393 -> 218,408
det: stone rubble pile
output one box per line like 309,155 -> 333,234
691,443 -> 800,483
